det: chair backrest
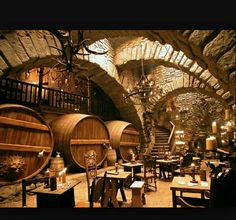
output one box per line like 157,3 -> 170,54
84,150 -> 98,206
143,155 -> 157,179
84,150 -> 97,183
181,152 -> 193,167
100,171 -> 107,207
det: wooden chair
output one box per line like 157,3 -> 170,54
176,168 -> 236,208
22,176 -> 47,207
75,150 -> 106,208
135,155 -> 158,192
173,152 -> 194,177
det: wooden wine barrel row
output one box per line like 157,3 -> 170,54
50,113 -> 110,169
105,120 -> 140,162
0,104 -> 54,184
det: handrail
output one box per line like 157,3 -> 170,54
0,77 -> 89,112
0,77 -> 121,120
168,121 -> 176,154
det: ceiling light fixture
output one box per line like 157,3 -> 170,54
123,58 -> 164,106
49,30 -> 108,73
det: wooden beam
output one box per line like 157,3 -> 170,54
71,139 -> 110,145
0,116 -> 49,132
0,142 -> 51,153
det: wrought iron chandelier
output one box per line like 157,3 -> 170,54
49,30 -> 107,73
123,59 -> 164,105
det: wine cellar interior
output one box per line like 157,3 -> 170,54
0,30 -> 235,208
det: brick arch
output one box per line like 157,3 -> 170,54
0,30 -> 143,131
114,39 -> 234,106
81,30 -> 236,101
152,87 -> 229,112
1,29 -> 235,100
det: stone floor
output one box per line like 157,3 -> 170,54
0,165 -> 200,208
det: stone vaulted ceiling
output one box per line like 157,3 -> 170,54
0,30 -> 235,130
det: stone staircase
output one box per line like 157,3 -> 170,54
151,126 -> 171,158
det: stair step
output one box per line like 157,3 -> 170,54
152,147 -> 169,149
154,127 -> 171,155
154,145 -> 169,148
153,145 -> 169,148
156,135 -> 169,137
155,133 -> 169,136
155,139 -> 168,141
155,138 -> 169,140
156,133 -> 169,136
154,133 -> 169,135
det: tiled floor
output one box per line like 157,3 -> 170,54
0,166 -> 200,208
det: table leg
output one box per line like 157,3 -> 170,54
102,179 -> 119,208
110,179 -> 119,207
172,190 -> 177,208
118,180 -> 127,202
102,180 -> 111,207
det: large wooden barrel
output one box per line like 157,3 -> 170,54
105,120 -> 140,162
50,154 -> 65,176
106,147 -> 117,166
0,104 -> 54,184
50,114 -> 110,169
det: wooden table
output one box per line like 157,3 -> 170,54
97,170 -> 131,207
130,181 -> 145,207
31,180 -> 81,208
156,159 -> 180,180
170,175 -> 210,208
121,162 -> 143,184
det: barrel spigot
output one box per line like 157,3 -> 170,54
37,150 -> 45,157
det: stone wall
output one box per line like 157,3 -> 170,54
154,92 -> 225,141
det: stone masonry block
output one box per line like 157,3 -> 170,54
29,32 -> 51,58
0,55 -> 9,71
229,71 -> 236,99
18,32 -> 38,62
189,30 -> 216,49
44,33 -> 61,57
217,46 -> 236,74
4,32 -> 30,63
0,39 -> 22,68
203,30 -> 236,62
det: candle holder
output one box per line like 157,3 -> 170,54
131,153 -> 136,164
190,163 -> 198,183
44,169 -> 50,188
115,163 -> 118,172
59,168 -> 67,183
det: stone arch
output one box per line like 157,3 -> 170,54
1,29 -> 235,100
81,30 -> 236,100
114,39 -> 235,106
152,87 -> 229,112
0,30 -> 143,131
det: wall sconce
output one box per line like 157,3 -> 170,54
190,163 -> 198,183
25,71 -> 30,79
